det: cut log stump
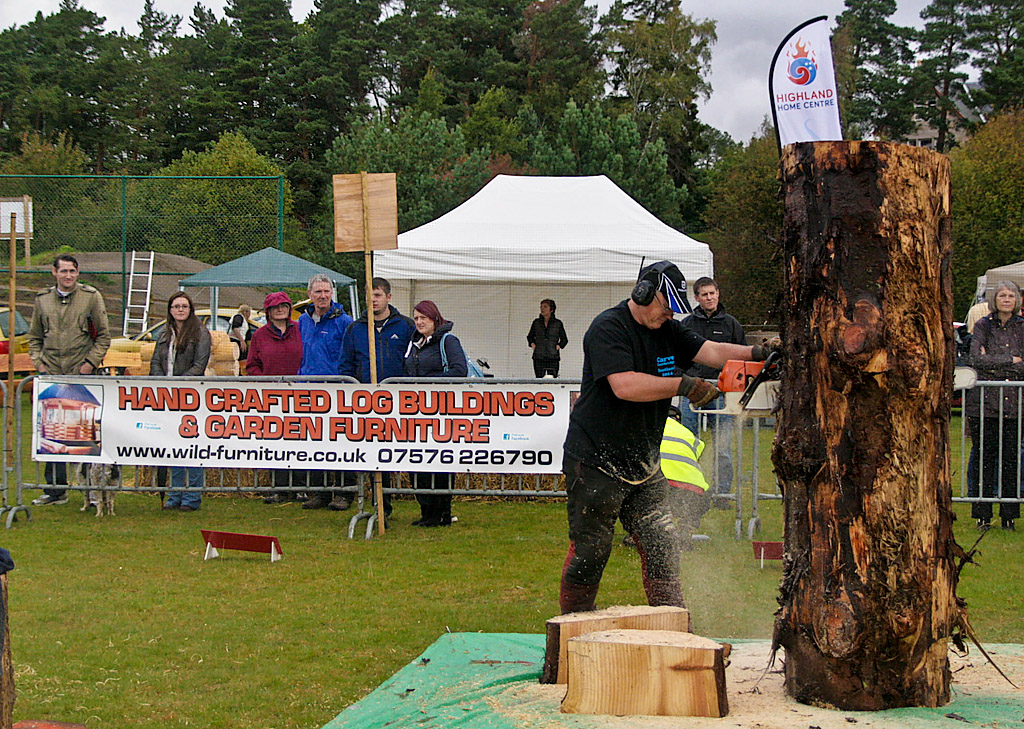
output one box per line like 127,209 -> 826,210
540,605 -> 690,684
560,629 -> 730,717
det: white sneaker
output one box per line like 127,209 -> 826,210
32,494 -> 69,506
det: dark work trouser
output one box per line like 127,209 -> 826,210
561,456 -> 683,609
413,472 -> 452,523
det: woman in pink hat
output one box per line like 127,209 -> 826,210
247,292 -> 304,503
247,291 -> 302,377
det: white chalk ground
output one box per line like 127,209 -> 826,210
487,641 -> 1024,729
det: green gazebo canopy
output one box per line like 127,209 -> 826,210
178,247 -> 354,289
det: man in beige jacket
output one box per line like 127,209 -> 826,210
29,254 -> 111,505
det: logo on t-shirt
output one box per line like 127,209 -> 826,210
656,355 -> 676,377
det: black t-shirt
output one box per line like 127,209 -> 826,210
563,300 -> 705,482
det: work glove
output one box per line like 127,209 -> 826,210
751,337 -> 782,362
678,374 -> 720,408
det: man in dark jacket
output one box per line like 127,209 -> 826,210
681,277 -> 747,500
337,277 -> 416,515
339,278 -> 414,384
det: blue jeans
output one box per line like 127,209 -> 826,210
167,467 -> 203,509
680,394 -> 734,496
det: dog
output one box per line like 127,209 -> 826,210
80,463 -> 118,517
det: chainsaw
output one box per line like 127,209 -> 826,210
692,351 -> 978,418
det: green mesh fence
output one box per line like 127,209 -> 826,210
0,174 -> 284,268
0,174 -> 285,331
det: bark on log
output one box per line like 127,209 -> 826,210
540,605 -> 690,684
772,141 -> 962,710
560,629 -> 729,717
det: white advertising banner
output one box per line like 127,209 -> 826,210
769,16 -> 843,148
32,378 -> 573,474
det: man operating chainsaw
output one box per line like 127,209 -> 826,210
559,260 -> 778,614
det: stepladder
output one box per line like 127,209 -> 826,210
123,250 -> 155,337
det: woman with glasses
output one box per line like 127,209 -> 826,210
150,292 -> 211,511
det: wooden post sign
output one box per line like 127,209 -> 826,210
333,173 -> 398,536
332,173 -> 397,254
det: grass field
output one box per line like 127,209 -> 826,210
2,488 -> 1022,729
3,395 -> 1022,727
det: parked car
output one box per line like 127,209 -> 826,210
0,308 -> 30,355
109,309 -> 263,356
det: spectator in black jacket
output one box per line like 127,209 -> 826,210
527,299 -> 568,377
681,277 -> 747,500
404,300 -> 467,527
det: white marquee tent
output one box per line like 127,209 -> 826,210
375,175 -> 714,379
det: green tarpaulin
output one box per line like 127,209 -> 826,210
325,634 -> 1024,729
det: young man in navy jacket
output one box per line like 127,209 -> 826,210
338,277 -> 416,516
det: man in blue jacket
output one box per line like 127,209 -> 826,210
295,274 -> 353,509
299,274 -> 352,378
338,277 -> 416,516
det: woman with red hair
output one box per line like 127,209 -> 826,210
404,300 -> 468,526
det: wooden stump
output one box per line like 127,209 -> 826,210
560,629 -> 729,717
540,605 -> 690,684
772,141 -> 961,710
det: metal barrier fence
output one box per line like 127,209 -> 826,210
745,380 -> 1024,537
11,374 -> 1021,537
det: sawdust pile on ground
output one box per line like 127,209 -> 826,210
486,642 -> 1024,729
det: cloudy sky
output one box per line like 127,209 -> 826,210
2,0 -> 934,141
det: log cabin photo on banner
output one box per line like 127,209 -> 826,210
768,16 -> 843,151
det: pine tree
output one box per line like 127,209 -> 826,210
512,0 -> 602,122
13,1 -> 115,169
525,100 -> 686,227
223,0 -> 297,145
835,0 -> 918,140
599,0 -> 714,226
175,4 -> 236,155
915,0 -> 972,151
964,0 -> 1024,110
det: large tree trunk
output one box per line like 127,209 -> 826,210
772,141 -> 961,710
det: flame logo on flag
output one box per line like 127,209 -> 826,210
786,39 -> 817,86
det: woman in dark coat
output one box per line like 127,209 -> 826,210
966,281 -> 1024,531
404,300 -> 467,526
150,292 -> 211,511
527,298 -> 568,377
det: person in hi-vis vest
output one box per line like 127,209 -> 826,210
660,405 -> 711,550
